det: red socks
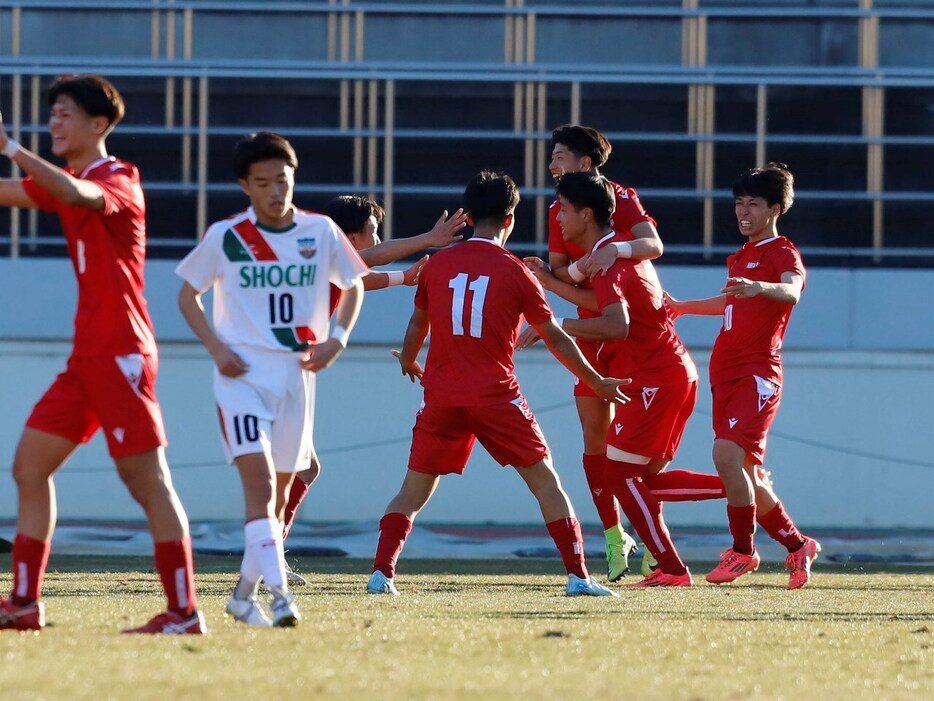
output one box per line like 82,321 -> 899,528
282,477 -> 310,541
644,470 -> 725,502
608,465 -> 687,576
154,538 -> 198,616
581,453 -> 620,530
758,501 -> 805,552
10,533 -> 51,604
727,504 -> 757,555
545,517 -> 588,579
373,513 -> 413,578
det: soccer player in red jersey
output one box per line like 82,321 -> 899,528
279,195 -> 466,583
0,75 -> 205,633
522,172 -> 727,587
366,171 -> 630,598
525,124 -> 665,580
665,163 -> 821,589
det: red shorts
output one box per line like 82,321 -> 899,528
26,354 -> 167,459
408,396 -> 550,475
711,375 -> 782,465
606,380 -> 697,461
573,339 -> 612,399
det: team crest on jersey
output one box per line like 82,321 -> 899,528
642,387 -> 659,410
297,237 -> 317,259
747,261 -> 760,269
753,375 -> 778,412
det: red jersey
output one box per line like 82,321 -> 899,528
709,236 -> 806,387
591,241 -> 697,387
548,180 -> 656,261
415,238 -> 554,406
22,157 -> 156,356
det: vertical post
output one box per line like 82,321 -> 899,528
181,7 -> 194,186
8,7 -> 22,257
383,79 -> 395,242
755,84 -> 767,167
196,76 -> 209,239
859,0 -> 884,257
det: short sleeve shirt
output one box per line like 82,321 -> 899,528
548,180 -> 656,261
22,158 -> 156,356
590,241 -> 697,387
415,238 -> 554,406
175,208 -> 369,352
709,236 -> 806,387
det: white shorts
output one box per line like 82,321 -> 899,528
214,346 -> 317,474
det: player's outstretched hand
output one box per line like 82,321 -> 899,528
722,276 -> 763,298
516,324 -> 542,350
579,247 -> 614,279
403,255 -> 429,286
424,208 -> 467,248
212,344 -> 249,377
593,377 -> 632,404
390,349 -> 424,382
301,338 -> 344,373
662,290 -> 683,319
522,256 -> 556,290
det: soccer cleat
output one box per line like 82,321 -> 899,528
785,537 -> 822,590
0,598 -> 45,631
640,546 -> 659,577
226,594 -> 273,627
566,574 -> 620,598
606,529 -> 638,582
284,561 -> 309,587
366,570 -> 400,596
269,589 -> 301,628
122,609 -> 207,635
706,548 -> 761,584
627,568 -> 693,588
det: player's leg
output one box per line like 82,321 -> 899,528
753,468 -> 820,589
575,395 -> 635,579
369,469 -> 440,594
706,439 -> 760,583
606,454 -> 692,587
513,458 -> 617,597
115,447 -> 205,634
282,456 -> 319,541
1,428 -> 76,631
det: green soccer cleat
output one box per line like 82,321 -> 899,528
640,545 -> 659,577
605,526 -> 638,582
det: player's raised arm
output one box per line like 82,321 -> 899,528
359,208 -> 467,267
534,316 -> 630,403
581,220 -> 663,278
0,111 -> 104,210
722,271 -> 803,305
524,255 -> 600,313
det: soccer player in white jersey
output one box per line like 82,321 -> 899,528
176,132 -> 368,626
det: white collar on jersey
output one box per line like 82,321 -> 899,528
468,236 -> 502,247
754,235 -> 779,247
79,156 -> 116,179
590,230 -> 617,253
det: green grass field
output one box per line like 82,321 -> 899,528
1,555 -> 932,701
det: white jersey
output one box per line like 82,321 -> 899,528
176,207 -> 368,352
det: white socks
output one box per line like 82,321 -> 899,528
241,517 -> 287,594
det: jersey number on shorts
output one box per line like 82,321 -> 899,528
269,292 -> 294,324
449,273 -> 489,338
232,414 -> 260,445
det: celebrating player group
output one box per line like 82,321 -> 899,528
0,74 -> 820,635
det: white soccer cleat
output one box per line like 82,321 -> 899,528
566,573 -> 620,597
225,594 -> 272,627
366,570 -> 400,595
269,589 -> 302,628
285,561 -> 309,587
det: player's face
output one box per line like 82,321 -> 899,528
347,215 -> 380,251
556,195 -> 587,243
735,195 -> 780,242
549,144 -> 587,180
240,159 -> 295,228
48,95 -> 104,159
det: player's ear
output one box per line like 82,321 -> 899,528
237,179 -> 250,196
465,213 -> 476,227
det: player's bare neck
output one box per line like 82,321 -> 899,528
472,227 -> 505,246
67,144 -> 109,176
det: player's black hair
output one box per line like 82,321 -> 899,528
555,172 -> 616,228
732,162 -> 795,214
551,124 -> 612,170
324,195 -> 385,235
232,131 -> 299,180
463,170 -> 520,227
47,74 -> 125,128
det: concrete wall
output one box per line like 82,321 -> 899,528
0,259 -> 932,529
